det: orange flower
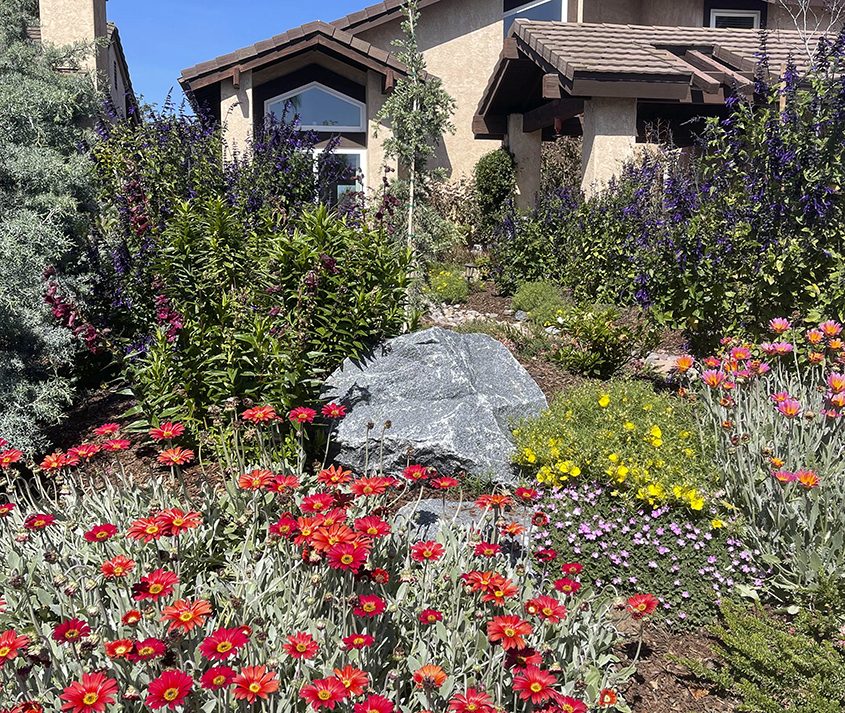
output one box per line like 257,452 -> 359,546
127,517 -> 164,543
487,615 -> 532,650
242,405 -> 278,423
238,469 -> 274,490
233,665 -> 280,704
333,665 -> 368,696
150,422 -> 185,441
155,508 -> 201,535
674,355 -> 694,374
412,664 -> 447,690
598,689 -> 618,707
101,555 -> 135,579
161,599 -> 212,633
157,447 -> 194,466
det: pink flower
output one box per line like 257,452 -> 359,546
701,370 -> 724,388
768,317 -> 791,334
776,399 -> 801,418
289,407 -> 317,425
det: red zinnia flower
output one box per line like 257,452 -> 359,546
132,568 -> 178,601
478,573 -> 519,605
531,512 -> 549,527
557,696 -> 588,713
269,514 -> 299,539
512,665 -> 557,704
283,632 -> 319,660
24,513 -> 55,530
474,542 -> 502,557
370,567 -> 390,584
146,670 -> 193,710
233,665 -> 280,704
410,540 -> 445,563
101,555 -> 135,579
598,689 -> 618,707
83,523 -> 118,543
199,627 -> 249,661
326,542 -> 369,572
560,562 -> 583,575
524,596 -> 567,623
121,609 -> 142,626
200,665 -> 236,690
333,665 -> 368,697
318,465 -> 353,488
300,677 -> 348,710
504,646 -> 543,670
289,407 -> 317,425
150,422 -> 185,441
11,700 -> 44,713
413,664 -> 448,690
102,438 -> 131,452
475,494 -> 512,509
157,447 -> 194,466
301,492 -> 336,513
419,608 -> 443,625
0,629 -> 30,667
40,452 -> 69,470
242,405 -> 279,423
60,672 -> 118,713
239,469 -> 274,490
127,517 -> 164,543
353,594 -> 386,618
487,615 -> 532,650
94,423 -> 121,437
0,449 -> 23,468
354,516 -> 391,538
155,508 -> 202,535
430,476 -> 459,489
129,637 -> 166,662
68,444 -> 101,462
534,548 -> 557,563
447,688 -> 495,713
321,402 -> 347,419
553,578 -> 581,596
514,487 -> 539,502
161,599 -> 212,633
52,618 -> 91,644
0,502 -> 14,517
403,464 -> 431,482
349,477 -> 395,497
104,638 -> 134,659
342,633 -> 374,649
354,695 -> 394,713
267,474 -> 300,493
626,593 -> 659,619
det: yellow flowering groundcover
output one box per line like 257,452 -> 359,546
512,381 -> 717,510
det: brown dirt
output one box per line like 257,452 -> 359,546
462,286 -> 513,319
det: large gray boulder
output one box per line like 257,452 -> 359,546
321,327 -> 547,483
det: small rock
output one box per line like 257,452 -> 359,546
514,310 -> 528,322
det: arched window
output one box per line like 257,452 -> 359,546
503,0 -> 567,36
264,82 -> 366,132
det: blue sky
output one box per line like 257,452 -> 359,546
109,0 -> 367,107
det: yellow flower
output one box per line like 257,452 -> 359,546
711,519 -> 724,529
608,453 -> 620,463
523,448 -> 537,464
570,465 -> 581,477
623,421 -> 636,431
649,425 -> 662,439
598,394 -> 611,408
689,494 -> 705,511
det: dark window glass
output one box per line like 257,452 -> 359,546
711,12 -> 759,28
503,0 -> 562,36
267,85 -> 364,130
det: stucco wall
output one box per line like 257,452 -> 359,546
39,0 -> 108,77
356,0 -> 503,180
107,42 -> 129,117
221,70 -> 254,161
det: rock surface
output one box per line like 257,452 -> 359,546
321,327 -> 547,483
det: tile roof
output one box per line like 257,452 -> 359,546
330,0 -> 444,33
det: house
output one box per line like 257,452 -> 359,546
31,0 -> 135,118
179,0 -> 833,203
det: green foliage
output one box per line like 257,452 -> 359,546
513,381 -> 716,510
428,264 -> 469,304
473,149 -> 515,239
512,281 -> 565,325
550,304 -> 656,379
0,0 -> 100,452
681,600 -> 845,713
541,136 -> 582,194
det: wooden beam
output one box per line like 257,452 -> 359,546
232,67 -> 241,89
522,98 -> 584,133
502,38 -> 520,60
542,73 -> 562,100
657,50 -> 720,93
571,78 -> 691,101
684,50 -> 753,91
383,69 -> 396,94
472,114 -> 508,138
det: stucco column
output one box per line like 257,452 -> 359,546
39,0 -> 108,80
505,114 -> 542,211
581,97 -> 638,197
366,71 -> 397,192
220,70 -> 254,161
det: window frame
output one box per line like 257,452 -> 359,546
709,8 -> 761,28
264,81 -> 367,133
312,147 -> 368,202
503,0 -> 568,22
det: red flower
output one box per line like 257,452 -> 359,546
514,487 -> 539,502
0,449 -> 23,469
267,474 -> 300,493
283,632 -> 319,660
326,542 -> 369,572
560,562 -> 583,575
342,633 -> 374,649
40,452 -> 69,470
146,670 -> 193,710
524,596 -> 567,623
512,665 -> 557,705
0,629 -> 30,667
121,609 -> 142,626
556,696 -> 587,713
200,665 -> 236,690
419,608 -> 443,625
67,443 -> 100,462
60,672 -> 118,713
161,599 -> 212,633
104,638 -> 134,659
269,514 -> 299,539
333,665 -> 368,696
499,521 -> 525,537
354,695 -> 394,713
553,578 -> 581,596
199,627 -> 249,661
233,665 -> 280,704
534,548 -> 557,563
474,542 -> 502,557
101,555 -> 135,579
413,664 -> 448,690
289,407 -> 317,425
479,574 -> 519,605
410,540 -> 445,563
0,502 -> 14,517
354,516 -> 391,538
102,438 -> 131,452
129,637 -> 166,662
239,469 -> 274,490
52,618 -> 91,644
155,508 -> 202,535
353,594 -> 386,618
531,512 -> 549,527
94,423 -> 121,437
150,422 -> 185,441
10,700 -> 44,713
430,476 -> 459,489
403,464 -> 431,482
127,517 -> 164,542
301,492 -> 336,513
132,568 -> 178,601
447,688 -> 495,713
83,523 -> 118,543
300,677 -> 348,710
242,405 -> 279,423
349,477 -> 395,497
626,593 -> 659,619
318,465 -> 353,488
157,447 -> 194,466
24,513 -> 55,530
321,402 -> 347,419
487,615 -> 532,650
370,567 -> 390,584
475,494 -> 512,509
597,689 -> 618,707
504,646 -> 543,670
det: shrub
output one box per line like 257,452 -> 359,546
473,149 -> 515,240
535,481 -> 766,629
681,600 -> 845,713
541,136 -> 581,194
428,264 -> 470,304
513,381 -> 716,510
0,0 -> 101,453
0,411 -> 633,712
550,304 -> 657,378
685,319 -> 845,593
512,281 -> 565,324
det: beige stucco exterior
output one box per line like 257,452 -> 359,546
505,113 -> 542,209
39,0 -> 108,78
221,70 -> 254,161
581,97 -> 638,197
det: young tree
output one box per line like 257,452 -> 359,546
0,0 -> 100,452
375,0 -> 455,249
778,0 -> 845,62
